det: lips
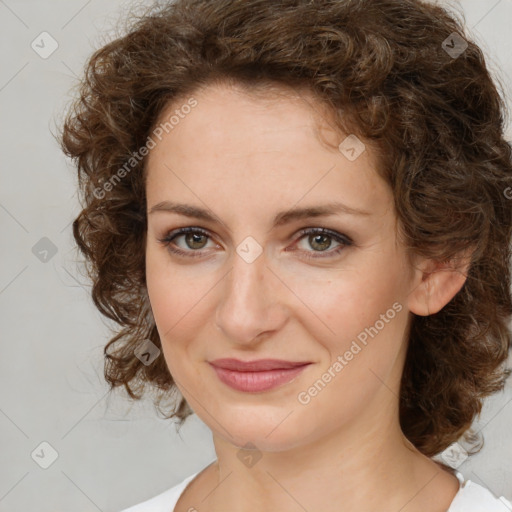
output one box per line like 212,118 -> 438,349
208,358 -> 312,392
209,358 -> 311,371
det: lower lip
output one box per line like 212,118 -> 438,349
210,364 -> 310,392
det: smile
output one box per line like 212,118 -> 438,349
209,363 -> 311,392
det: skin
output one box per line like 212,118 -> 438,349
144,81 -> 470,512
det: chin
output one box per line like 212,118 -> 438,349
202,407 -> 316,453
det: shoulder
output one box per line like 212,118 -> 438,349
448,472 -> 512,512
119,471 -> 199,512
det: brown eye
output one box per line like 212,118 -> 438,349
183,232 -> 209,250
290,227 -> 353,260
158,227 -> 216,258
308,233 -> 333,251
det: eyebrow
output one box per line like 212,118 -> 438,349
148,200 -> 372,229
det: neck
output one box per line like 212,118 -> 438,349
206,389 -> 459,512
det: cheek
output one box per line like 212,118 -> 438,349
145,249 -> 219,373
292,270 -> 408,422
286,262 -> 406,351
146,250 -> 190,348
146,245 -> 203,324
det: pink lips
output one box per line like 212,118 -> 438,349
209,358 -> 311,392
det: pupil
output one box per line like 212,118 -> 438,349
311,234 -> 331,251
187,233 -> 207,249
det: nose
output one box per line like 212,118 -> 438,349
214,246 -> 289,346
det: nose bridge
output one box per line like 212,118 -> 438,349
215,241 -> 286,343
227,233 -> 269,301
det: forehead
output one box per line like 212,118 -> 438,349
149,79 -> 376,160
145,81 -> 392,222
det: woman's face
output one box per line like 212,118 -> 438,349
145,82 -> 418,452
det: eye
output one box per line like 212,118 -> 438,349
157,226 -> 353,259
157,227 -> 217,258
288,227 -> 353,259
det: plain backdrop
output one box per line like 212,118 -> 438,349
0,0 -> 511,510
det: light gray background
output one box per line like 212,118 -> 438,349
0,0 -> 511,510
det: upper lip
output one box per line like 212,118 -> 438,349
209,358 -> 311,372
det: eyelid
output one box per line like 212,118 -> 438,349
159,225 -> 352,243
293,227 -> 353,245
161,226 -> 219,248
157,225 -> 353,259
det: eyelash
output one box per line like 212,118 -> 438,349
157,226 -> 353,260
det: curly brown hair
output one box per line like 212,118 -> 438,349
58,0 -> 512,459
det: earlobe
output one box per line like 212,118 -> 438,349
407,251 -> 472,317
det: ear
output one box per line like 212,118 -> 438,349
407,249 -> 473,316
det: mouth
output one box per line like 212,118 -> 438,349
208,359 -> 312,392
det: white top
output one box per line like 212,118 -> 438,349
120,461 -> 512,512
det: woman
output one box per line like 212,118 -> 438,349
59,0 -> 512,510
